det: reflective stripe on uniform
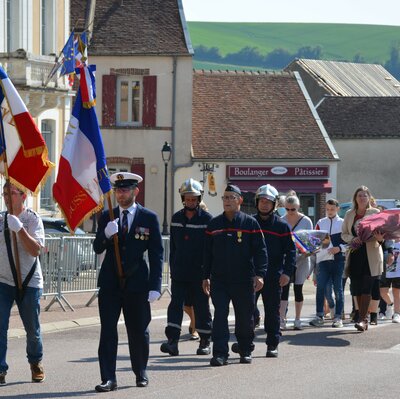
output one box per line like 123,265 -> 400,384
167,322 -> 181,329
170,222 -> 208,229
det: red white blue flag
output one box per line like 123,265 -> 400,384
53,65 -> 111,231
0,66 -> 54,193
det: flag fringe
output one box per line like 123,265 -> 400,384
55,192 -> 108,234
82,99 -> 96,109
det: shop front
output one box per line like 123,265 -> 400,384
227,165 -> 332,224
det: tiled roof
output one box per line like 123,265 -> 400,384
286,59 -> 400,97
316,96 -> 400,139
192,70 -> 336,160
71,0 -> 191,56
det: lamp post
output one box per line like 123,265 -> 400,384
161,141 -> 172,235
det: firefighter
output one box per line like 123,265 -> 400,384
160,178 -> 213,356
203,185 -> 267,366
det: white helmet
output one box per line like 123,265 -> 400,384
255,184 -> 279,204
179,178 -> 203,199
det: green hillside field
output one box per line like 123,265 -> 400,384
187,22 -> 400,64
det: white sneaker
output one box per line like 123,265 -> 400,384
293,319 -> 303,330
386,305 -> 394,319
280,318 -> 287,330
392,313 -> 400,323
378,312 -> 386,320
309,316 -> 324,327
332,318 -> 343,328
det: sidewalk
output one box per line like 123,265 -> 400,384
9,279 -> 320,338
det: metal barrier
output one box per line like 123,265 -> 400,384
40,235 -> 170,311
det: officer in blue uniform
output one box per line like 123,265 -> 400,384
203,185 -> 267,366
160,178 -> 213,356
232,184 -> 295,358
93,172 -> 163,392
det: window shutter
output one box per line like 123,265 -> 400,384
131,163 -> 146,205
102,75 -> 116,126
142,75 -> 157,127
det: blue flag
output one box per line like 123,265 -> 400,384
60,32 -> 75,76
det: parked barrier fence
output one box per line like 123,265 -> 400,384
40,235 -> 170,311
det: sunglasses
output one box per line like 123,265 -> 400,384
221,195 -> 239,201
285,208 -> 297,211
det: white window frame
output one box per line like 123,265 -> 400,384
41,0 -> 56,55
116,76 -> 143,127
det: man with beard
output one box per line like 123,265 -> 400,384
160,178 -> 213,356
232,184 -> 295,358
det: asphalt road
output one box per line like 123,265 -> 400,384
2,305 -> 400,399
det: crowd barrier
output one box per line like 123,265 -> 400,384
40,235 -> 171,311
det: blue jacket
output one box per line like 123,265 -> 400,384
93,204 -> 163,293
169,207 -> 213,282
254,212 -> 296,278
203,211 -> 268,283
315,215 -> 346,262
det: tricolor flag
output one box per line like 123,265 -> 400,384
53,65 -> 111,231
0,66 -> 54,193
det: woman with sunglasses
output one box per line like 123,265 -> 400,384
341,186 -> 384,332
280,195 -> 313,330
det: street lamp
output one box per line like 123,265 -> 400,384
161,141 -> 172,235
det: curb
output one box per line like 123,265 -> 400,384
8,294 -> 317,339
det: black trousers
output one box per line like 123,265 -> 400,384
256,274 -> 282,348
165,279 -> 212,340
210,280 -> 255,357
98,288 -> 150,382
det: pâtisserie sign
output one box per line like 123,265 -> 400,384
227,165 -> 329,180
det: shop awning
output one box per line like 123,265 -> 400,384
229,180 -> 332,194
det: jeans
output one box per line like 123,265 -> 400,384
316,260 -> 345,318
0,282 -> 43,372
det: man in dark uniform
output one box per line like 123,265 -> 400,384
160,178 -> 213,356
93,172 -> 163,392
203,185 -> 267,366
232,184 -> 295,358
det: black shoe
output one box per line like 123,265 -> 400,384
160,340 -> 179,356
239,353 -> 252,364
0,371 -> 6,385
231,342 -> 255,354
254,316 -> 261,328
266,346 -> 278,358
370,312 -> 378,325
136,378 -> 149,388
196,338 -> 211,355
95,380 -> 117,392
210,356 -> 228,367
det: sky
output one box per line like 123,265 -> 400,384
181,0 -> 400,26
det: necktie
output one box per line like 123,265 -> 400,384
121,210 -> 129,239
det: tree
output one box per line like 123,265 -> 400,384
384,42 -> 400,80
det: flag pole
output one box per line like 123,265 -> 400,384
106,192 -> 125,288
0,97 -> 23,294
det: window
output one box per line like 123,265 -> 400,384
41,0 -> 55,55
40,119 -> 55,210
6,0 -> 20,52
116,77 -> 142,126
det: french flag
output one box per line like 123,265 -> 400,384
0,66 -> 54,193
53,65 -> 111,231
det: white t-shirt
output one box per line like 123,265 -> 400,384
0,209 -> 44,288
387,242 -> 400,279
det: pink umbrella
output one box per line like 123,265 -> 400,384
357,209 -> 400,242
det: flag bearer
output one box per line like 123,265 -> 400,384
93,172 -> 163,391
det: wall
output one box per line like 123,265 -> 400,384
333,138 -> 399,203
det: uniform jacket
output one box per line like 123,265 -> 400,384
169,207 -> 213,282
254,212 -> 295,278
341,207 -> 383,277
93,204 -> 163,292
203,211 -> 268,283
315,215 -> 346,262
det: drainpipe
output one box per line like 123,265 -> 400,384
171,56 -> 193,216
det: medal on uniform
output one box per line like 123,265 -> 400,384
140,235 -> 145,240
135,233 -> 140,239
237,231 -> 242,243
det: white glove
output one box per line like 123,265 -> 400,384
148,290 -> 161,303
105,218 -> 119,239
7,214 -> 23,233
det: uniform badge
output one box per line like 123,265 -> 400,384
237,231 -> 242,243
